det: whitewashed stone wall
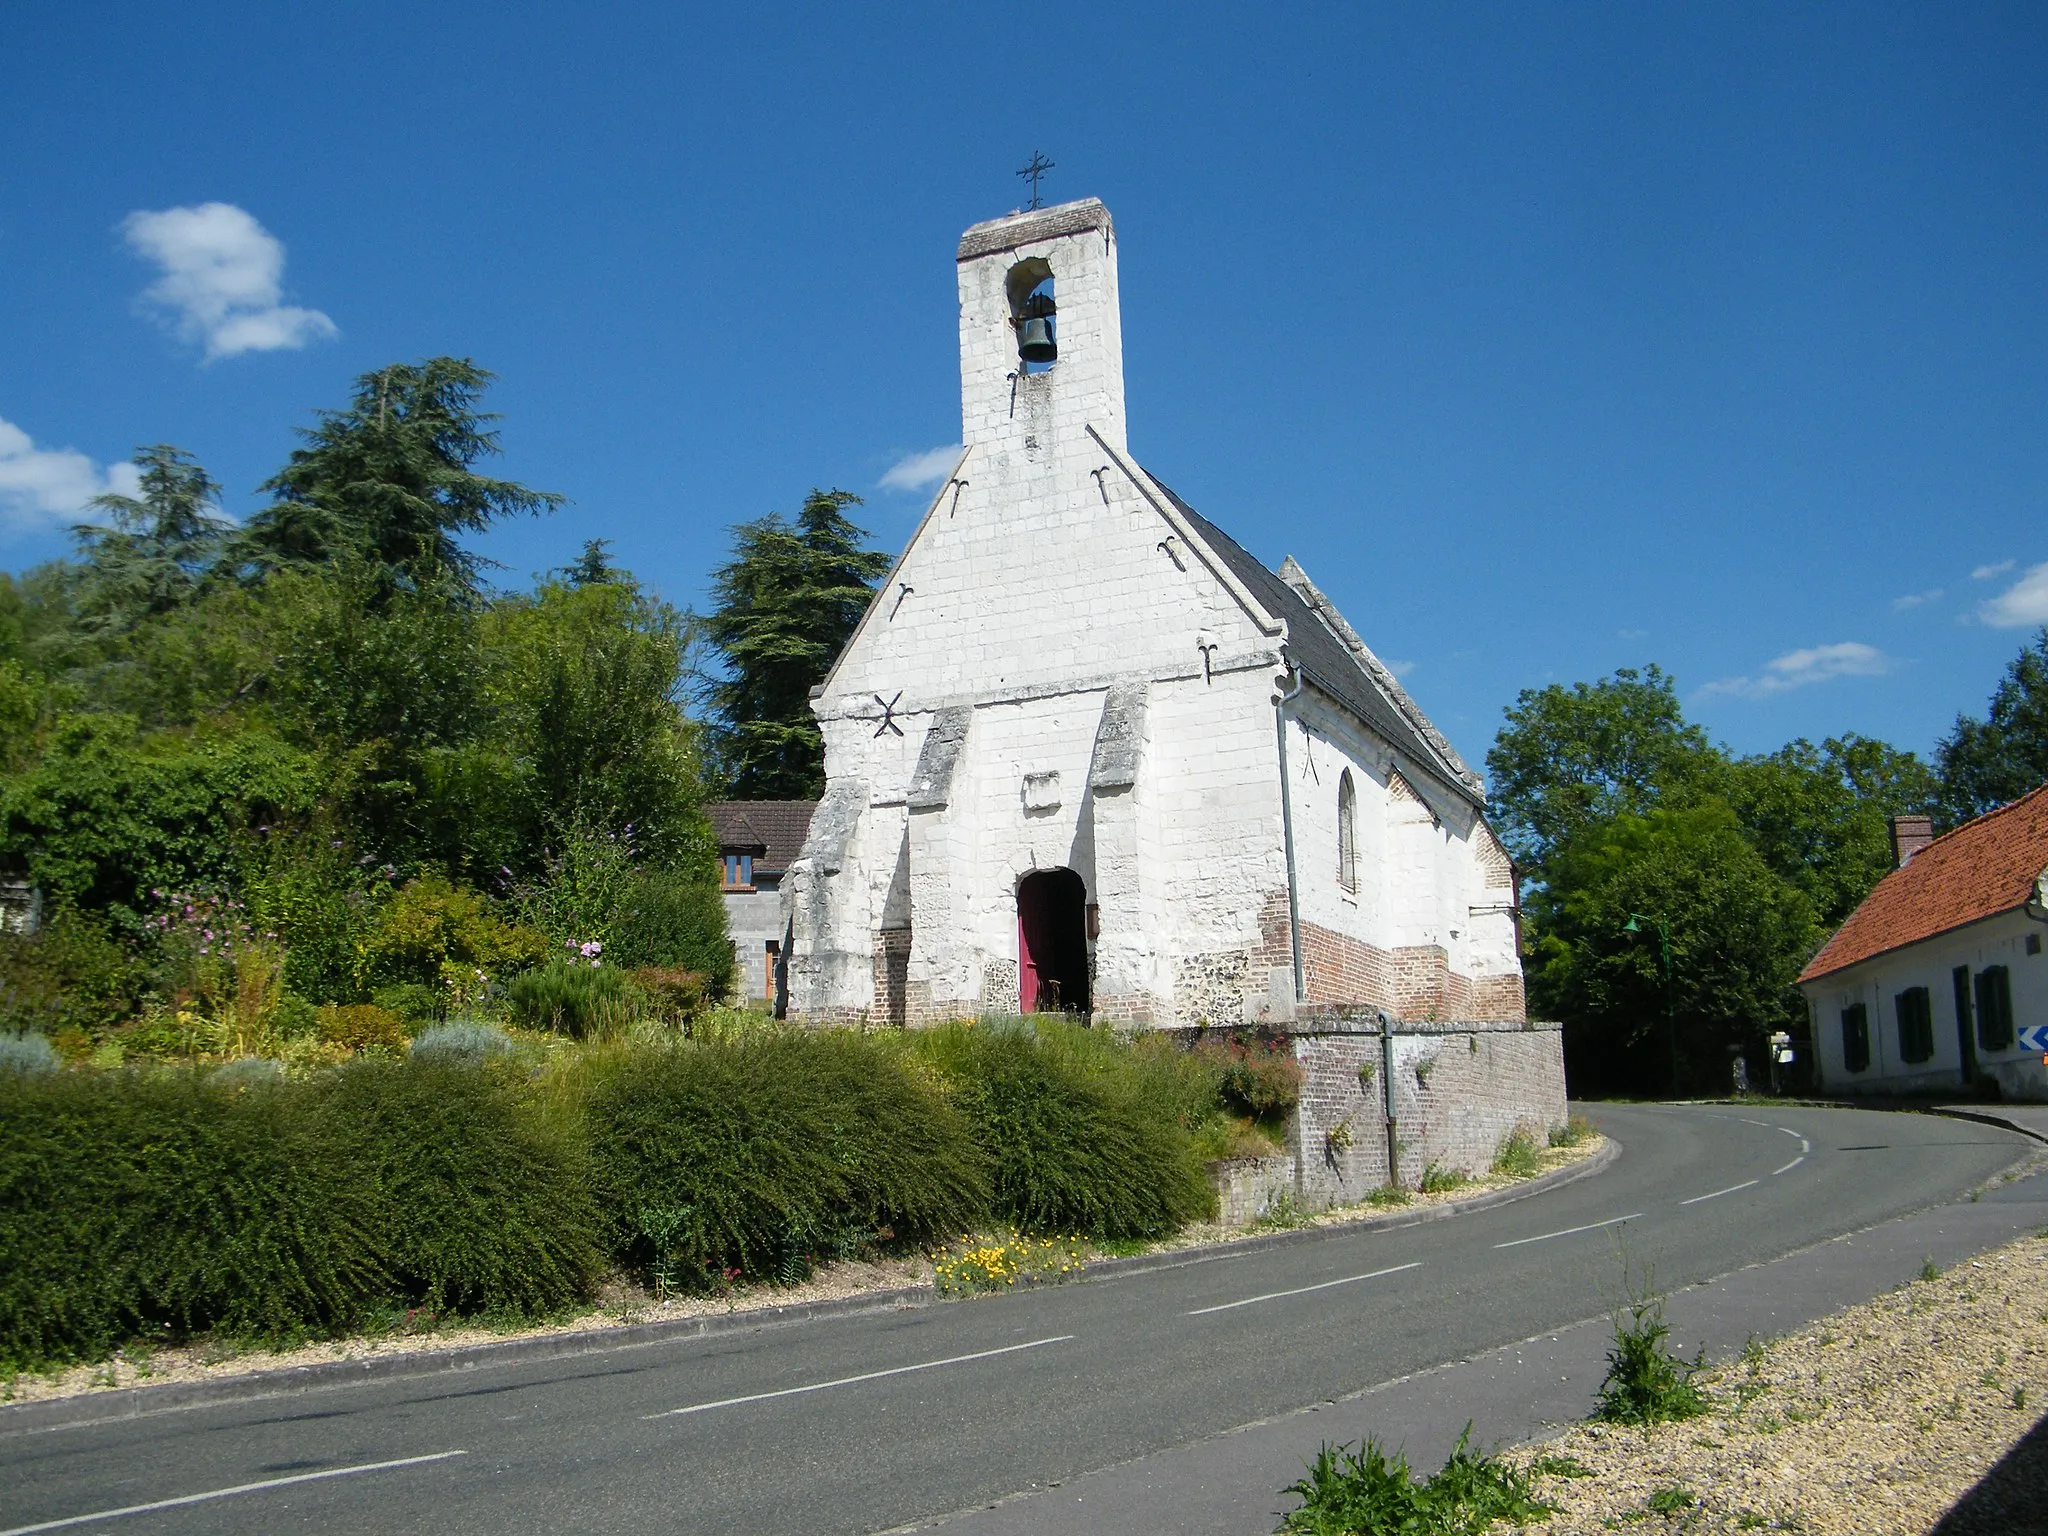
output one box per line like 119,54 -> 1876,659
785,198 -> 1528,1033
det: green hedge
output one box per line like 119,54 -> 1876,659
906,1022 -> 1216,1239
0,1062 -> 601,1370
585,1032 -> 989,1287
1,1020 -> 1222,1370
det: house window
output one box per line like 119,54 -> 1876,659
1337,770 -> 1358,894
1975,965 -> 2014,1051
722,853 -> 754,890
1841,1003 -> 1870,1073
1896,987 -> 1934,1065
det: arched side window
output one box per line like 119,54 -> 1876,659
1337,770 -> 1358,894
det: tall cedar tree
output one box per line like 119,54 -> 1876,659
234,358 -> 562,593
1937,628 -> 2048,826
701,490 -> 889,798
71,446 -> 232,634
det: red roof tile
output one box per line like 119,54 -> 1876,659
1799,783 -> 2048,982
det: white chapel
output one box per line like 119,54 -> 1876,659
783,198 -> 1526,1031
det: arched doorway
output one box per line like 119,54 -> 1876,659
1017,868 -> 1090,1016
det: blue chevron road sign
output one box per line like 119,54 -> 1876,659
2018,1024 -> 2048,1054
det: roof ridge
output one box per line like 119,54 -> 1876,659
1276,555 -> 1482,794
1916,780 -> 2048,852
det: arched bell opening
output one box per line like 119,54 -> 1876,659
1006,257 -> 1057,374
1017,866 -> 1090,1016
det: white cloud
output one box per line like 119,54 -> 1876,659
1978,561 -> 2048,628
1890,588 -> 1943,611
1382,658 -> 1417,679
1972,559 -> 2016,581
879,444 -> 963,493
1701,641 -> 1891,699
122,203 -> 337,360
0,417 -> 142,536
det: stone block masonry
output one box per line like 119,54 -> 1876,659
1282,1017 -> 1565,1212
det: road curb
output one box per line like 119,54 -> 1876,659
1918,1105 -> 2048,1146
1071,1135 -> 1622,1283
0,1140 -> 1620,1436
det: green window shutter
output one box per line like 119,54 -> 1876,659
1976,965 -> 2014,1052
1841,1002 -> 1870,1073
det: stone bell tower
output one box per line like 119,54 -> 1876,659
955,198 -> 1128,466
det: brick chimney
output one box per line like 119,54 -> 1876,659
1889,814 -> 1935,868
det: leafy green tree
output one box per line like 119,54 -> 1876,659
1486,665 -> 1720,868
1526,802 -> 1816,1096
1937,629 -> 2048,826
484,576 -> 710,866
71,447 -> 231,634
699,489 -> 890,797
1716,736 -> 1939,926
0,714 -> 326,930
235,358 -> 561,591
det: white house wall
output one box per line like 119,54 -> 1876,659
1802,910 -> 2048,1102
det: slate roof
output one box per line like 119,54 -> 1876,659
707,801 -> 818,875
1144,473 -> 1486,810
1799,782 -> 2048,982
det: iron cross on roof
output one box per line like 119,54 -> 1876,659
1016,151 -> 1054,211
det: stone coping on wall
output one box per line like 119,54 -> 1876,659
1276,1014 -> 1562,1037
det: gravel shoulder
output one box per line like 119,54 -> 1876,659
1,1133 -> 1608,1410
1507,1230 -> 2048,1534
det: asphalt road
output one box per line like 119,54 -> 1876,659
1,1102 -> 2032,1536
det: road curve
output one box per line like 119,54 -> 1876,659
0,1102 -> 2031,1536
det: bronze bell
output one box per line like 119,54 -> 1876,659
1017,293 -> 1057,364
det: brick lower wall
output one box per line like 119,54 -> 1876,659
1276,1020 -> 1566,1218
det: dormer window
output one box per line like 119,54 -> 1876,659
1007,258 -> 1056,372
722,853 -> 755,890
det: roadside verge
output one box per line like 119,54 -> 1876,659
0,1136 -> 1617,1433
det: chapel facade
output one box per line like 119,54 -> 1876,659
783,198 -> 1527,1030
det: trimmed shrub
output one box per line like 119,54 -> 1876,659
410,1021 -> 517,1065
506,959 -> 630,1037
909,1021 -> 1215,1239
0,1030 -> 59,1076
317,1060 -> 603,1316
0,1058 -> 600,1368
628,966 -> 713,1028
0,1069 -> 380,1367
317,1003 -> 407,1053
585,1032 -> 988,1288
604,868 -> 734,998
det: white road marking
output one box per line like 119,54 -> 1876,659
1679,1179 -> 1758,1206
646,1335 -> 1073,1418
1775,1126 -> 1806,1145
1185,1262 -> 1423,1316
0,1451 -> 468,1536
1493,1213 -> 1642,1249
1773,1156 -> 1805,1176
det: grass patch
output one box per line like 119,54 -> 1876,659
1278,1426 -> 1553,1534
1596,1278 -> 1708,1426
1549,1114 -> 1596,1148
1418,1162 -> 1471,1195
1490,1125 -> 1543,1180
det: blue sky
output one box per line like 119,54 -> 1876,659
3,3 -> 2044,772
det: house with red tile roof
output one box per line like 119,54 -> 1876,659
1798,786 -> 2048,1100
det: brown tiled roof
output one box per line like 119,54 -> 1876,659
1799,783 -> 2048,982
707,801 -> 818,874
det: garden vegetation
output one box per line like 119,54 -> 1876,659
0,1015 -> 1289,1371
